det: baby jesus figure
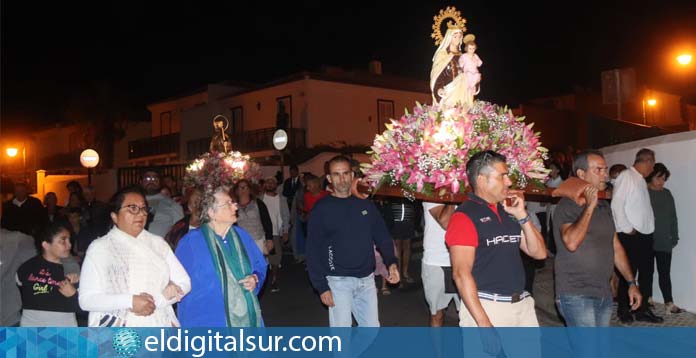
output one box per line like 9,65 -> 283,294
458,34 -> 482,101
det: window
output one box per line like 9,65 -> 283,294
276,96 -> 292,129
160,111 -> 172,135
377,99 -> 395,132
230,106 -> 243,134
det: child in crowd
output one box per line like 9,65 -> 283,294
16,223 -> 80,326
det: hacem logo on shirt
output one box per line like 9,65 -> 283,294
485,235 -> 521,247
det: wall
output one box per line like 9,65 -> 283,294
35,170 -> 116,204
148,91 -> 208,136
152,84 -> 248,144
179,81 -> 307,160
167,78 -> 430,161
601,131 -> 696,312
220,81 -> 307,131
642,90 -> 682,128
178,103 -> 222,160
33,125 -> 81,163
113,121 -> 152,168
305,79 -> 431,147
687,104 -> 696,131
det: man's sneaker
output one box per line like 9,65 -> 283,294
270,283 -> 280,293
666,302 -> 685,315
634,309 -> 664,323
618,310 -> 634,324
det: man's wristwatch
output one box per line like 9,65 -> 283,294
628,280 -> 638,287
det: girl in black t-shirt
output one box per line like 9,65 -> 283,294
16,223 -> 80,326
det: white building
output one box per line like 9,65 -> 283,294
132,64 -> 431,166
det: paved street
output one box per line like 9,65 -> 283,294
259,244 -> 696,327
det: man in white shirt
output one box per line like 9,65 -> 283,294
421,202 -> 461,326
141,170 -> 184,238
260,177 -> 289,293
611,148 -> 661,323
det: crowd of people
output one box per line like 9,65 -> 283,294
0,149 -> 685,328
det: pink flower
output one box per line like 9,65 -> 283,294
363,101 -> 549,195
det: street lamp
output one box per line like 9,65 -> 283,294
642,98 -> 657,125
5,145 -> 27,182
676,53 -> 692,66
80,149 -> 100,184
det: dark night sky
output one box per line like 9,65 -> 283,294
2,1 -> 695,130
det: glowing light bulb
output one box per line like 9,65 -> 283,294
676,54 -> 692,66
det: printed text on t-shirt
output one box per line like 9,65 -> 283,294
485,234 -> 521,247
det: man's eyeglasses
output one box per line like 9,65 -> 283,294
143,177 -> 159,182
590,166 -> 609,174
120,204 -> 152,215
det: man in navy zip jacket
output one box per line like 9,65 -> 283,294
306,155 -> 400,327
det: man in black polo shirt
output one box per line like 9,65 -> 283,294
446,150 -> 547,327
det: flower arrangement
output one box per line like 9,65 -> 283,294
183,151 -> 261,191
362,100 -> 549,197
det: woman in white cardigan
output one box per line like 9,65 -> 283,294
79,185 -> 191,327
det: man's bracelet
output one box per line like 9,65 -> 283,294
628,280 -> 638,287
517,214 -> 532,225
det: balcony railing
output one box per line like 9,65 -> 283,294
128,133 -> 180,159
187,127 -> 306,160
117,163 -> 188,190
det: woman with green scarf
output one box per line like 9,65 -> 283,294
176,186 -> 267,327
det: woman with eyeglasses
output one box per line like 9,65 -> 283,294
175,186 -> 267,327
78,185 -> 191,327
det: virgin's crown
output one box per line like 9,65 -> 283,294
431,6 -> 467,46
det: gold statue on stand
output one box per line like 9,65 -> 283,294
210,115 -> 232,153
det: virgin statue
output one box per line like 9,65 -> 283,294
429,7 -> 482,108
